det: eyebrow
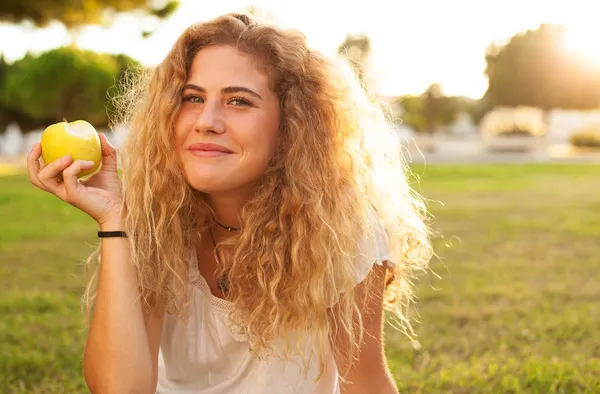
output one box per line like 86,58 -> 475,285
182,84 -> 263,101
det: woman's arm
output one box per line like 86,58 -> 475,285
83,223 -> 165,394
330,262 -> 399,394
26,137 -> 163,392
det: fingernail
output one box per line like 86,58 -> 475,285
62,155 -> 71,163
83,161 -> 95,167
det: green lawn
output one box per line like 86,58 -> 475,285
1,164 -> 599,393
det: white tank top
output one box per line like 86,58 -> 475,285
156,214 -> 392,394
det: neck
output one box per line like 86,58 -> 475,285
204,187 -> 253,238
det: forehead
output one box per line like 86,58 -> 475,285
187,45 -> 271,89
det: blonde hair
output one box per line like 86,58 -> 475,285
84,12 -> 432,380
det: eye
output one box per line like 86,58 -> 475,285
228,96 -> 254,107
183,95 -> 203,103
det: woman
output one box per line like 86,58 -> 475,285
27,13 -> 432,394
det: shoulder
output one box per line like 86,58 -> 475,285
355,208 -> 394,285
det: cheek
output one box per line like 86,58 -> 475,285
259,108 -> 281,153
243,118 -> 279,160
174,111 -> 194,145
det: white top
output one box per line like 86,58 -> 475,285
156,215 -> 393,394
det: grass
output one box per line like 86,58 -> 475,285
0,174 -> 97,393
1,164 -> 599,393
389,164 -> 600,393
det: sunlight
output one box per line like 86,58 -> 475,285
561,27 -> 600,66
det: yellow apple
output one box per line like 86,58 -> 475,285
41,120 -> 102,178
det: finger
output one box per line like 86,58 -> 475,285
26,143 -> 44,189
63,160 -> 96,204
78,173 -> 102,188
78,175 -> 97,187
38,155 -> 73,194
39,155 -> 47,171
99,133 -> 118,173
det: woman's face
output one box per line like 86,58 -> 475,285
175,45 -> 281,195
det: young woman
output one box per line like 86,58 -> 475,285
27,12 -> 432,394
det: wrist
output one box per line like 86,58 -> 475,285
98,230 -> 128,239
98,218 -> 124,232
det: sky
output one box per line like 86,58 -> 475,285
1,0 -> 599,99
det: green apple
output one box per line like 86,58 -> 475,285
41,120 -> 102,178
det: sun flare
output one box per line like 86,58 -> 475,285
561,27 -> 600,65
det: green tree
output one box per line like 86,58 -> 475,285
0,0 -> 179,29
423,83 -> 443,134
1,47 -> 140,130
0,55 -> 11,132
0,54 -> 51,133
396,84 -> 469,133
337,33 -> 371,88
483,23 -> 600,132
396,95 -> 426,132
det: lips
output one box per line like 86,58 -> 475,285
188,142 -> 233,153
188,142 -> 233,158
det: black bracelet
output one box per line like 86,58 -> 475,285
98,231 -> 128,238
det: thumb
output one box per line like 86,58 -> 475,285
99,133 -> 119,173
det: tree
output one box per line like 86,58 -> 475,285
396,95 -> 426,132
337,34 -> 371,88
395,84 -> 469,133
483,24 -> 600,132
0,0 -> 179,29
0,47 -> 140,130
423,83 -> 443,134
0,53 -> 51,133
0,55 -> 10,132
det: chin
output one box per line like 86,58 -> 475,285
183,170 -> 244,193
181,162 -> 229,191
186,173 -> 264,197
186,178 -> 232,194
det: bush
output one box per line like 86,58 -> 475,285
484,126 -> 538,153
495,127 -> 536,137
0,47 -> 139,130
570,127 -> 600,149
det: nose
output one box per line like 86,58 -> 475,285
193,102 -> 225,134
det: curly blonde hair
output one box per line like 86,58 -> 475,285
84,12 -> 432,380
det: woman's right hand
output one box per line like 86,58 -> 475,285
27,133 -> 124,228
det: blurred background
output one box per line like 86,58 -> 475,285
0,1 -> 599,393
